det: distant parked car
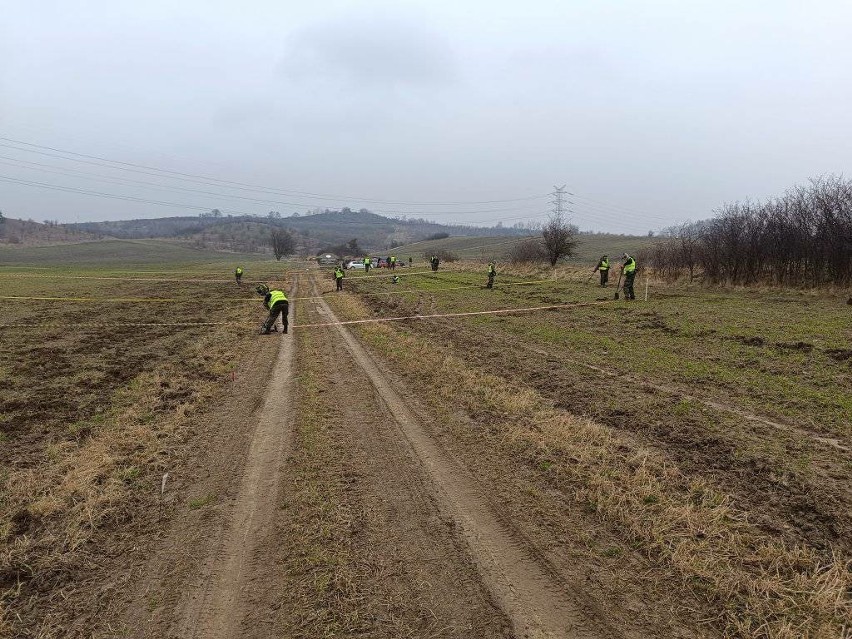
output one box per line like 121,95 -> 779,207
345,260 -> 365,270
316,253 -> 338,265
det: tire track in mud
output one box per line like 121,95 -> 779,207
311,282 -> 611,639
245,289 -> 510,638
171,278 -> 299,639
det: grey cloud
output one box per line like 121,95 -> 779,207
279,14 -> 456,90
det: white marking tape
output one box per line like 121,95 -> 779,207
0,279 -> 555,304
0,300 -> 607,330
0,274 -> 268,283
296,300 -> 608,328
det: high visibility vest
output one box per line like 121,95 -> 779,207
335,269 -> 344,279
599,259 -> 608,271
390,256 -> 396,263
267,290 -> 287,308
365,257 -> 371,265
488,264 -> 496,275
624,257 -> 636,274
236,267 -> 243,275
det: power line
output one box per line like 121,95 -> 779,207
0,135 -> 685,228
0,135 -> 550,207
0,173 -> 552,229
0,175 -> 254,215
0,155 -> 542,217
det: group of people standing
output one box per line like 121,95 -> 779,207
364,255 -> 407,273
593,253 -> 638,300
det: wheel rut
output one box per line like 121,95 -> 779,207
311,281 -> 610,639
171,278 -> 299,639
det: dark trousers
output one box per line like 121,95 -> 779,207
390,262 -> 396,270
263,301 -> 289,333
336,277 -> 343,291
365,264 -> 370,273
623,272 -> 636,300
487,274 -> 495,288
431,263 -> 438,271
236,274 -> 242,284
599,270 -> 608,286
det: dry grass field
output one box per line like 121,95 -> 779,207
2,243 -> 849,639
328,263 -> 852,638
0,247 -> 296,637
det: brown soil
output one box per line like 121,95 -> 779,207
387,314 -> 852,556
67,269 -> 848,638
110,273 -> 678,638
309,287 -> 613,638
115,279 -> 300,638
239,284 -> 511,638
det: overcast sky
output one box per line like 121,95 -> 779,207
1,0 -> 850,233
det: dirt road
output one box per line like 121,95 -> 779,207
171,285 -> 298,639
309,286 -> 609,638
116,273 -> 618,638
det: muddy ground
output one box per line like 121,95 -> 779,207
3,262 -> 849,638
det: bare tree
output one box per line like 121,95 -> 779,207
541,212 -> 578,266
646,175 -> 852,286
269,228 -> 295,261
508,238 -> 548,263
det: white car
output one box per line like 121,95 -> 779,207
345,260 -> 365,270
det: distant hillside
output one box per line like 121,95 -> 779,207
0,238 -> 267,267
0,217 -> 98,247
390,232 -> 667,264
70,209 -> 530,254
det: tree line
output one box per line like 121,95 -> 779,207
646,175 -> 852,286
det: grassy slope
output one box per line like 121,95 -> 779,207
0,218 -> 97,247
391,233 -> 666,264
0,238 -> 271,268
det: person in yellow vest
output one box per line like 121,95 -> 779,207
235,266 -> 243,285
592,255 -> 609,287
334,265 -> 345,291
486,261 -> 496,289
364,256 -> 372,273
256,284 -> 289,334
390,255 -> 397,270
621,253 -> 637,300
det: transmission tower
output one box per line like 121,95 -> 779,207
551,185 -> 568,219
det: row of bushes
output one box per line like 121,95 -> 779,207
646,175 -> 852,286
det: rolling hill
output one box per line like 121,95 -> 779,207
389,232 -> 666,264
69,209 -> 530,254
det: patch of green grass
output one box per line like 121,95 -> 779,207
188,494 -> 216,510
119,466 -> 140,483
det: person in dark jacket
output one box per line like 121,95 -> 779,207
592,255 -> 609,286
